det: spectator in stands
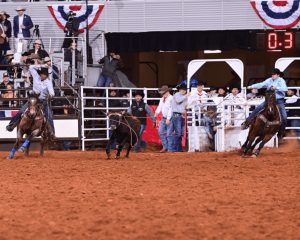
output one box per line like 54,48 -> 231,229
0,72 -> 13,97
285,89 -> 300,139
107,89 -> 121,111
225,85 -> 245,102
155,85 -> 173,153
13,7 -> 33,52
43,56 -> 59,85
0,50 -> 18,78
26,39 -> 49,60
120,90 -> 130,108
96,52 -> 122,88
246,88 -> 259,99
217,87 -> 227,97
170,84 -> 188,152
62,11 -> 80,49
187,80 -> 207,108
64,41 -> 80,68
0,11 -> 12,58
127,90 -> 156,152
207,86 -> 218,98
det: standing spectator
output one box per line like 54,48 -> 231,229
155,85 -> 173,153
120,90 -> 130,109
13,7 -> 33,52
285,89 -> 300,139
107,89 -> 121,111
127,90 -> 156,152
27,39 -> 49,59
96,52 -> 122,88
62,11 -> 80,49
225,85 -> 245,102
170,84 -> 188,152
0,11 -> 12,58
207,87 -> 218,98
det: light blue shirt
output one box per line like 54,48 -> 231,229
29,65 -> 55,100
250,77 -> 287,100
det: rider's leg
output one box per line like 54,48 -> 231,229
6,102 -> 28,131
241,101 -> 266,129
277,99 -> 287,140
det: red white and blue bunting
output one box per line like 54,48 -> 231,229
250,0 -> 300,29
48,4 -> 105,33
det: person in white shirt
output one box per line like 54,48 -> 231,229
155,85 -> 173,153
187,81 -> 207,108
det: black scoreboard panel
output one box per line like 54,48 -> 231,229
256,30 -> 300,51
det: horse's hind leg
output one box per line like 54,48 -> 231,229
25,141 -> 31,157
242,136 -> 256,156
40,137 -> 45,157
125,145 -> 132,158
115,144 -> 123,159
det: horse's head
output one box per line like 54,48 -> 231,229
26,93 -> 40,119
107,112 -> 123,130
265,89 -> 276,117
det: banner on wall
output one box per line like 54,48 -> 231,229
48,4 -> 105,33
250,0 -> 300,29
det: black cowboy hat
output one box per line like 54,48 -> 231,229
271,68 -> 284,77
197,80 -> 206,86
229,84 -> 241,92
37,67 -> 49,76
133,90 -> 145,98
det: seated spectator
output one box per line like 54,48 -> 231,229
0,50 -> 15,77
246,88 -> 259,99
217,87 -> 227,97
0,72 -> 13,96
107,89 -> 121,111
26,39 -> 49,60
207,86 -> 218,98
120,90 -> 130,108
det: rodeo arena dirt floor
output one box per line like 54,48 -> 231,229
0,141 -> 299,240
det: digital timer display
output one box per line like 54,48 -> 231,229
267,32 -> 294,50
255,30 -> 300,51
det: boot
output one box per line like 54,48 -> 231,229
241,119 -> 252,130
6,121 -> 18,132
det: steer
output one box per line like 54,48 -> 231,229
106,112 -> 141,159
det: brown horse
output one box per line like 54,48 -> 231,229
241,90 -> 281,157
7,93 -> 49,160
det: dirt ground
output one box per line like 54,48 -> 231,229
0,142 -> 299,240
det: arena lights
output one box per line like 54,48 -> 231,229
203,50 -> 222,54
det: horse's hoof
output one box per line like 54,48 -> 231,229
251,154 -> 258,158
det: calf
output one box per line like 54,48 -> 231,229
106,112 -> 141,159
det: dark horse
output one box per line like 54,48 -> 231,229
106,112 -> 141,159
7,93 -> 49,160
241,89 -> 281,157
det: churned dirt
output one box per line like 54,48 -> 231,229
0,142 -> 299,240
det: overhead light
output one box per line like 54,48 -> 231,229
204,50 -> 222,54
159,50 -> 178,53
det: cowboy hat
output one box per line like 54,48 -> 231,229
158,85 -> 171,95
271,68 -> 284,77
0,11 -> 10,18
34,39 -> 42,45
43,57 -> 51,63
15,7 -> 26,11
133,90 -> 145,98
3,72 -> 9,78
5,50 -> 14,56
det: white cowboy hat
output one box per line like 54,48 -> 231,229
15,7 -> 26,11
34,39 -> 42,45
43,57 -> 51,63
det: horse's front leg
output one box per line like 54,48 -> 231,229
242,136 -> 256,157
252,134 -> 273,157
7,130 -> 23,160
19,138 -> 31,153
115,144 -> 123,159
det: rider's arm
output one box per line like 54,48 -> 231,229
251,78 -> 271,89
45,80 -> 55,97
29,65 -> 41,84
275,79 -> 288,92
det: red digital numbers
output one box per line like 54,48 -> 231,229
267,32 -> 294,50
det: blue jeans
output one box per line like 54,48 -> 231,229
170,113 -> 185,152
246,99 -> 287,134
96,74 -> 112,87
134,124 -> 146,152
159,117 -> 173,151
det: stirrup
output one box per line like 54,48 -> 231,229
6,122 -> 17,132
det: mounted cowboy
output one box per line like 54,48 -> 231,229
6,64 -> 55,139
241,68 -> 288,141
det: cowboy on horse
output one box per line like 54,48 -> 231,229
241,68 -> 288,141
6,64 -> 55,138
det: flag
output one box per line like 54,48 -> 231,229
250,0 -> 300,29
48,4 -> 105,33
